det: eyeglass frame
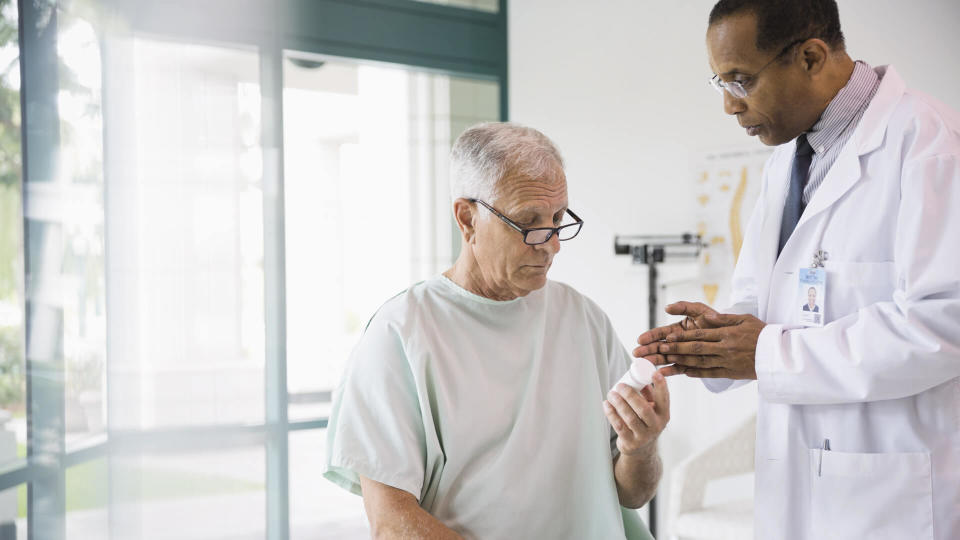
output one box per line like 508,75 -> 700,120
709,37 -> 810,99
468,198 -> 584,246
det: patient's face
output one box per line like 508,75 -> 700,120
473,169 -> 567,298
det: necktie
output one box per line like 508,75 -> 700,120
777,134 -> 814,257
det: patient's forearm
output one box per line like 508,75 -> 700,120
360,476 -> 464,540
613,441 -> 662,509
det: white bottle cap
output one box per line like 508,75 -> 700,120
613,358 -> 657,392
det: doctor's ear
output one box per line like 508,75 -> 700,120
452,198 -> 478,244
798,38 -> 830,78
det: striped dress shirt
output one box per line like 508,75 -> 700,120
802,61 -> 881,204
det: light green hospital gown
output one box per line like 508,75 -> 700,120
324,276 -> 655,540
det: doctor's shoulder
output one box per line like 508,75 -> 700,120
886,89 -> 960,162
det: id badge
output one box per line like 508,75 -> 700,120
798,267 -> 826,327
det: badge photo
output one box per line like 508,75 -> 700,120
798,267 -> 826,327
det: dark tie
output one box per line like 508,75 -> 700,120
777,134 -> 814,257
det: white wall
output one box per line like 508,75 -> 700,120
509,0 -> 960,535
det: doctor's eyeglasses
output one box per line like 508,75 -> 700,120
469,198 -> 583,245
709,37 -> 808,99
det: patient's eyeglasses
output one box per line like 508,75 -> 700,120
469,198 -> 583,246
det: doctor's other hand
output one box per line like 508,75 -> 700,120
633,301 -> 765,380
602,372 -> 670,456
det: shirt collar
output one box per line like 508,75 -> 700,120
806,61 -> 879,155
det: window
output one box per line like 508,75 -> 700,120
4,0 -> 506,538
106,38 -> 266,430
283,54 -> 500,422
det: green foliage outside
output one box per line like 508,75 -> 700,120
0,325 -> 22,407
0,0 -> 106,410
0,0 -> 20,193
0,0 -> 24,411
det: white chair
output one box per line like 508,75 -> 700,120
668,414 -> 756,540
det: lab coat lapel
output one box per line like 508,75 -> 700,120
795,65 -> 904,230
755,149 -> 792,320
795,141 -> 861,228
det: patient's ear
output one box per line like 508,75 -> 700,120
452,198 -> 477,243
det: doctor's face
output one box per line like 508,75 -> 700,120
706,13 -> 820,146
808,288 -> 817,307
471,171 -> 567,298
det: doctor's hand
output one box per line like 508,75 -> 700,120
633,301 -> 765,380
602,371 -> 670,456
632,301 -> 726,374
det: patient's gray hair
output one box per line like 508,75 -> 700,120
450,122 -> 564,203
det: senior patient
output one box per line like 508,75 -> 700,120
324,122 -> 668,540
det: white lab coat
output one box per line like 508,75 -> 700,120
708,65 -> 960,540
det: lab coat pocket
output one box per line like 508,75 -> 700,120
807,448 -> 933,540
823,261 -> 896,321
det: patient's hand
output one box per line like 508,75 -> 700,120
602,371 -> 670,456
603,372 -> 669,508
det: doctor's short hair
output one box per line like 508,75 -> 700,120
708,0 -> 845,53
449,122 -> 564,203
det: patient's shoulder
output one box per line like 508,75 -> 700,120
358,277 -> 458,341
359,280 -> 429,332
545,280 -> 615,327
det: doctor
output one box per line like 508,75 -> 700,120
635,0 -> 960,539
802,288 -> 818,313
